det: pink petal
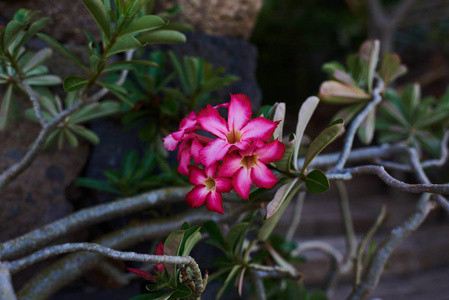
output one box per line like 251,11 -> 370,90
127,268 -> 155,281
205,163 -> 218,178
200,139 -> 231,166
215,177 -> 233,193
233,168 -> 253,199
163,134 -> 179,151
177,140 -> 192,176
197,106 -> 228,139
241,117 -> 280,142
185,186 -> 208,208
213,102 -> 229,110
190,137 -> 205,165
251,163 -> 279,189
179,111 -> 198,132
156,242 -> 164,255
188,165 -> 207,186
228,94 -> 252,131
254,140 -> 285,164
206,191 -> 224,214
217,153 -> 242,177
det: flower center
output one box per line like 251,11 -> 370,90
240,155 -> 258,170
226,130 -> 242,144
204,176 -> 216,191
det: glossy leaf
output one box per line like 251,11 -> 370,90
108,35 -> 142,56
3,20 -> 26,49
0,84 -> 13,130
63,76 -> 88,92
266,178 -> 299,219
301,119 -> 344,172
120,15 -> 167,36
319,81 -> 370,103
259,182 -> 301,241
81,0 -> 111,38
23,48 -> 52,72
305,169 -> 329,194
36,33 -> 88,72
179,226 -> 201,256
138,30 -> 186,45
169,282 -> 192,299
293,96 -> 319,171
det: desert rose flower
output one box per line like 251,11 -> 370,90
177,134 -> 212,175
186,163 -> 233,214
196,94 -> 280,166
217,140 -> 285,199
163,111 -> 199,151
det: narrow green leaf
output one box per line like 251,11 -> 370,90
36,33 -> 88,72
180,227 -> 201,256
258,182 -> 301,241
226,222 -> 249,258
63,76 -> 88,92
0,84 -> 14,130
359,40 -> 379,93
108,59 -> 159,68
275,134 -> 295,173
266,178 -> 298,219
75,177 -> 121,194
138,30 -> 186,45
379,52 -> 400,86
305,169 -> 329,194
293,96 -> 319,171
203,221 -> 225,244
301,119 -> 344,172
164,230 -> 185,277
169,282 -> 192,299
357,108 -> 376,145
15,17 -> 51,52
108,35 -> 142,56
120,15 -> 167,36
81,0 -> 111,38
216,265 -> 243,300
26,75 -> 62,86
64,128 -> 79,147
3,20 -> 26,49
69,126 -> 100,145
23,48 -> 52,72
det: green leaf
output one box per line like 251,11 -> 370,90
164,229 -> 185,278
64,128 -> 79,147
26,75 -> 62,86
216,265 -> 243,300
36,33 -> 88,72
305,169 -> 329,194
359,40 -> 379,93
266,179 -> 299,219
120,15 -> 167,36
15,17 -> 51,52
226,222 -> 249,258
310,290 -> 329,300
258,182 -> 301,241
81,0 -> 111,38
23,48 -> 52,72
69,126 -> 100,145
203,221 -> 225,244
63,76 -> 88,92
168,282 -> 192,299
180,226 -> 201,256
138,30 -> 186,45
293,96 -> 319,171
3,20 -> 26,49
75,177 -> 121,194
130,291 -> 174,300
301,119 -> 344,172
0,84 -> 14,130
108,59 -> 159,68
379,52 -> 401,86
108,35 -> 142,56
357,109 -> 376,145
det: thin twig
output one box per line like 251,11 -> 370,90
330,165 -> 449,195
336,181 -> 357,267
286,192 -> 306,241
249,270 -> 267,300
21,82 -> 46,127
334,77 -> 384,170
354,205 -> 387,286
293,241 -> 344,267
247,264 -> 301,279
347,194 -> 434,300
0,263 -> 16,300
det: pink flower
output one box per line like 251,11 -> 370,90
186,163 -> 233,214
163,111 -> 199,151
217,140 -> 285,199
197,94 -> 280,166
126,242 -> 165,282
177,134 -> 212,175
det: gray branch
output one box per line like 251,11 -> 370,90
334,77 -> 384,170
0,263 -> 16,300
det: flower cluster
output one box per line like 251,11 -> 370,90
163,94 -> 285,214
